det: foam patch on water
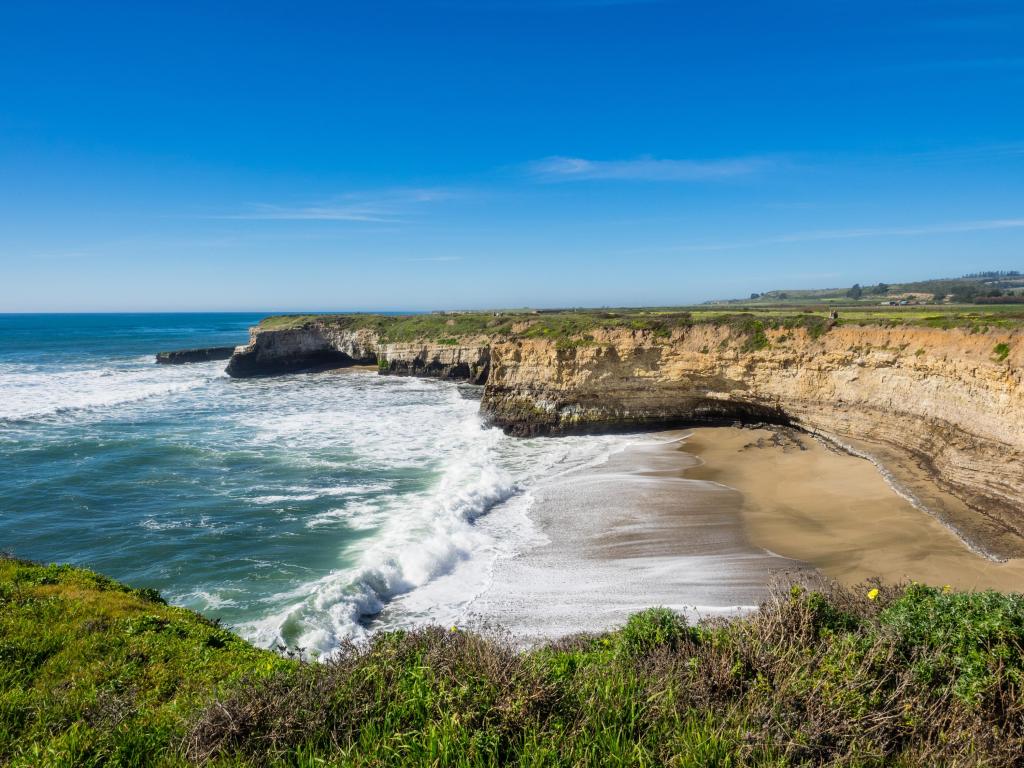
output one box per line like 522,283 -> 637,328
251,483 -> 393,505
1,331 -> 652,656
243,416 -> 520,653
176,589 -> 243,611
235,384 -> 647,654
0,359 -> 220,422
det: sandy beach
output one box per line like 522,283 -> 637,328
464,425 -> 1024,640
465,433 -> 807,640
683,427 -> 1024,592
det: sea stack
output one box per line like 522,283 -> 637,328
155,346 -> 237,364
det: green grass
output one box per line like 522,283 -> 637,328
5,557 -> 1024,766
0,556 -> 294,767
257,305 -> 1024,354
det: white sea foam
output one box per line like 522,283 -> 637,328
176,589 -> 242,610
236,380 -> 642,655
304,499 -> 390,530
140,514 -> 225,533
244,414 -> 518,653
0,337 -> 646,654
0,360 -> 220,422
252,483 -> 392,505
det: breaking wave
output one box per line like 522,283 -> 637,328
0,359 -> 221,422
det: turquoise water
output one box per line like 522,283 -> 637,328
0,314 -> 624,653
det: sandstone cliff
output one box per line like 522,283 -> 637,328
226,320 -> 490,383
482,324 -> 1024,558
225,318 -> 1023,558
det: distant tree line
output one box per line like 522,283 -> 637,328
748,274 -> 1021,305
845,283 -> 889,299
963,271 -> 1021,278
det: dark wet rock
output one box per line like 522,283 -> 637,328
155,347 -> 236,364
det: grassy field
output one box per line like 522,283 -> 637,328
718,273 -> 1024,306
257,303 -> 1024,345
4,555 -> 1024,766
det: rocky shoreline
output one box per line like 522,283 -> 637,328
221,316 -> 1024,559
155,346 -> 235,364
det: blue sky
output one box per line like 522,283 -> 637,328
1,0 -> 1022,311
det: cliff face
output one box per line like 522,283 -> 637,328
225,320 -> 1023,557
225,321 -> 490,382
481,324 -> 1024,558
379,342 -> 490,384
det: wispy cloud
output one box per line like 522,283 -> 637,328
525,155 -> 773,182
213,188 -> 455,223
647,217 -> 1024,254
222,203 -> 390,222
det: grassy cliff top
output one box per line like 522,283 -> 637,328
258,304 -> 1024,342
4,555 -> 1024,766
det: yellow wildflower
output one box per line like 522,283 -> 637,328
867,588 -> 879,601
942,585 -> 952,593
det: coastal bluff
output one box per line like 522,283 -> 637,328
226,321 -> 490,382
225,312 -> 1024,558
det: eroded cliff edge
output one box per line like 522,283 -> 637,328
226,319 -> 490,383
226,315 -> 1023,558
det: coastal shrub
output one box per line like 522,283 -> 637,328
804,315 -> 832,339
740,319 -> 770,352
0,555 -> 293,767
184,579 -> 1024,767
993,342 -> 1011,361
616,607 -> 697,657
5,556 -> 1024,766
554,334 -> 598,352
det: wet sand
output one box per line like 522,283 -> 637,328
468,426 -> 1023,640
683,427 -> 1024,592
467,433 -> 807,640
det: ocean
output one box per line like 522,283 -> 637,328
0,313 -> 634,655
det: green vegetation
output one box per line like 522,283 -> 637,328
720,272 -> 1024,307
257,302 -> 1024,356
738,319 -> 770,352
256,314 -> 322,331
5,556 -> 1024,766
994,342 -> 1011,362
0,556 -> 293,767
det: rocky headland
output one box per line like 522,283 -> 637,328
155,346 -> 236,364
224,312 -> 1024,558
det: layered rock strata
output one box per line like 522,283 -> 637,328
225,321 -> 489,382
225,319 -> 1023,557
